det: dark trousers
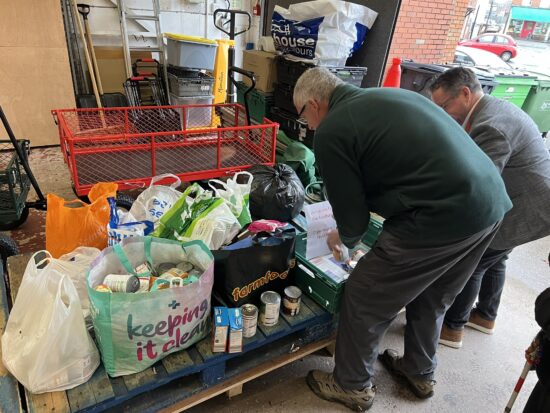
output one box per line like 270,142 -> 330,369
523,381 -> 550,413
333,222 -> 500,390
444,247 -> 512,330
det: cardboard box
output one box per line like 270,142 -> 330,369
212,307 -> 229,352
242,50 -> 278,93
227,307 -> 243,353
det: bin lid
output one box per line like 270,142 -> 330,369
164,33 -> 218,45
525,71 -> 550,88
401,61 -> 447,75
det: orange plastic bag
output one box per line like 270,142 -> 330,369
46,183 -> 117,258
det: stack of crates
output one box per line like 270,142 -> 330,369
270,56 -> 368,149
165,34 -> 218,128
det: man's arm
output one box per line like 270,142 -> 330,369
315,132 -> 370,248
470,124 -> 512,173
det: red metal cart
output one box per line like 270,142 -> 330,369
52,103 -> 278,196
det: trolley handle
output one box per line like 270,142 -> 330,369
229,66 -> 255,125
213,9 -> 251,38
76,3 -> 91,19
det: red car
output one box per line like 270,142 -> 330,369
458,34 -> 518,62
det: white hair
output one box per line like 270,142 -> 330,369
293,67 -> 344,110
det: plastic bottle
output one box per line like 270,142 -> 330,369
383,58 -> 402,88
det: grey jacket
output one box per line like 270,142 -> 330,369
468,94 -> 550,249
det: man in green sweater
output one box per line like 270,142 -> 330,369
293,68 -> 511,412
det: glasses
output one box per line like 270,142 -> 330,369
439,94 -> 459,110
297,102 -> 308,126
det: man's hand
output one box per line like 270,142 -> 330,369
327,229 -> 348,262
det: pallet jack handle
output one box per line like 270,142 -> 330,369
213,9 -> 252,39
228,66 -> 255,125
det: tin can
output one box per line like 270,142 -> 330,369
176,261 -> 194,272
283,286 -> 302,316
241,304 -> 258,338
103,274 -> 140,293
160,268 -> 188,279
156,262 -> 177,274
95,284 -> 112,293
260,291 -> 281,326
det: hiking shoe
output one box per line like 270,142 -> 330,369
306,370 -> 376,412
466,309 -> 495,334
439,324 -> 464,349
378,349 -> 435,399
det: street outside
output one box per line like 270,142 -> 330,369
509,39 -> 550,74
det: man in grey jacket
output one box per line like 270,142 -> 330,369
430,67 -> 550,348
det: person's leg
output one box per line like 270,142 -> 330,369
443,248 -> 511,330
474,249 -> 512,321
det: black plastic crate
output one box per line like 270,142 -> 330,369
273,83 -> 296,115
270,107 -> 314,148
400,62 -> 497,97
276,56 -> 367,87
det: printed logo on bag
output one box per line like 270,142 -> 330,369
231,259 -> 296,302
271,12 -> 323,59
126,299 -> 210,361
149,198 -> 170,219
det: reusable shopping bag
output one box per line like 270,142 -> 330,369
87,236 -> 214,377
213,228 -> 296,306
2,251 -> 100,393
46,182 -> 117,258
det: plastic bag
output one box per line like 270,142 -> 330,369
107,198 -> 154,246
129,174 -> 182,224
271,0 -> 378,66
46,182 -> 117,258
87,236 -> 214,377
58,247 -> 101,318
209,172 -> 253,227
153,183 -> 240,250
2,251 -> 100,393
249,164 -> 305,222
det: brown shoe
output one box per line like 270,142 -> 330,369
466,309 -> 495,334
439,324 -> 463,349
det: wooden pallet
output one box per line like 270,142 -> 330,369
1,254 -> 336,413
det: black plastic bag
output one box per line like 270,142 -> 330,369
249,164 -> 305,221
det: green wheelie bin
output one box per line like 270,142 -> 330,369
521,72 -> 550,137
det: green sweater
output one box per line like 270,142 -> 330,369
314,84 -> 512,247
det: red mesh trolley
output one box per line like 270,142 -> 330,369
52,103 -> 278,196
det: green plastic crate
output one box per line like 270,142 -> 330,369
236,81 -> 274,122
492,74 -> 538,108
522,72 -> 550,134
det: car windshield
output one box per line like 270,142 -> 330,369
455,46 -> 513,71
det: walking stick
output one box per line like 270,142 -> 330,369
504,337 -> 541,412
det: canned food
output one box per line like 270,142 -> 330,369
283,286 -> 302,316
241,304 -> 258,338
260,291 -> 281,327
95,284 -> 112,293
160,267 -> 188,280
156,262 -> 177,274
176,261 -> 194,272
103,274 -> 140,293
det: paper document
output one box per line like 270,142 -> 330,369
303,201 -> 336,260
309,254 -> 350,284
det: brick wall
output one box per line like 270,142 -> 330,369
385,0 -> 470,71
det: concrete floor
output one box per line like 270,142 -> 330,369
4,146 -> 550,413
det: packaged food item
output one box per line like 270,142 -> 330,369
160,268 -> 189,279
137,275 -> 151,293
241,304 -> 258,338
103,274 -> 140,293
134,262 -> 154,276
212,307 -> 229,352
283,286 -> 302,316
176,261 -> 194,272
150,278 -> 171,291
156,262 -> 177,274
95,284 -> 112,293
260,291 -> 281,326
227,307 -> 243,353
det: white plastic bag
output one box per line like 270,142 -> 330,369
271,0 -> 378,66
58,247 -> 101,318
1,251 -> 100,393
209,171 -> 253,227
129,174 -> 183,224
108,198 -> 154,246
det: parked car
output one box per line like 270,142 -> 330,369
454,46 -> 515,72
458,34 -> 518,61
